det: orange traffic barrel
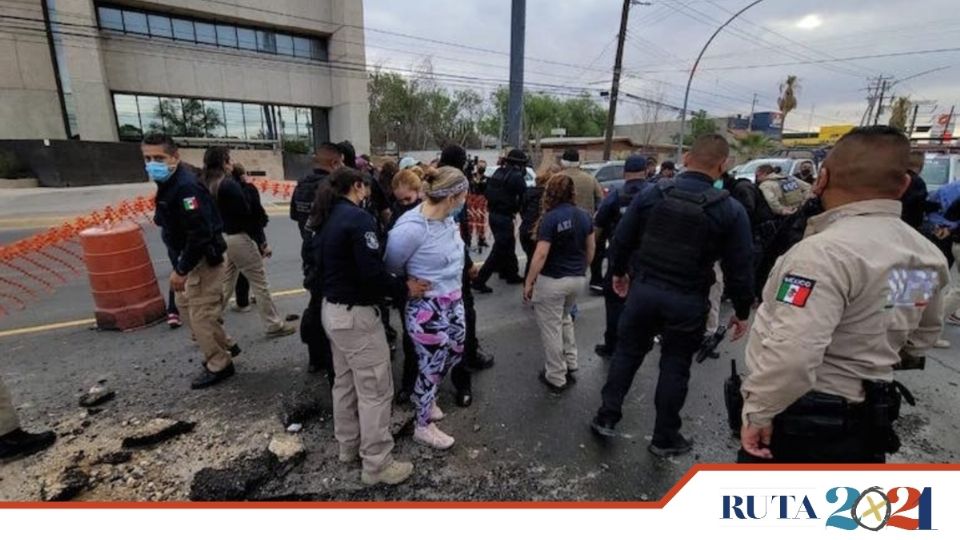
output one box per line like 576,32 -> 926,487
79,222 -> 166,331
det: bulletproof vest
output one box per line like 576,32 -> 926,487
778,177 -> 805,207
291,172 -> 328,233
485,166 -> 524,215
636,181 -> 729,290
612,181 -> 647,229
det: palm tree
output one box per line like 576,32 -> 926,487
777,75 -> 799,138
732,133 -> 777,161
889,96 -> 911,132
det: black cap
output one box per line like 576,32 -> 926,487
624,155 -> 648,173
505,149 -> 528,165
561,148 -> 580,162
660,160 -> 676,171
439,144 -> 468,171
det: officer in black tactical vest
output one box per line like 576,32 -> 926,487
593,155 -> 652,359
472,149 -> 529,293
590,135 -> 755,457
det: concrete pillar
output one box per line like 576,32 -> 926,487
328,0 -> 370,155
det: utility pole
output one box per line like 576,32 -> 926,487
872,79 -> 888,125
507,0 -> 526,149
908,103 -> 920,139
942,105 -> 955,143
747,93 -> 758,132
602,0 -> 634,161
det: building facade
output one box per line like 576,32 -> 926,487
1,0 -> 370,153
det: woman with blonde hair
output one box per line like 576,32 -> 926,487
523,173 -> 595,392
385,166 -> 469,449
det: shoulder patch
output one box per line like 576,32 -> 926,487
776,274 -> 816,307
182,197 -> 199,211
364,231 -> 380,250
887,268 -> 939,308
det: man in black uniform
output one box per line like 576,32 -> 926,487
292,143 -> 342,380
437,145 -> 496,407
590,135 -> 754,456
145,133 -> 236,389
593,156 -> 652,359
472,149 -> 529,293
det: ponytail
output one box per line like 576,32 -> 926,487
201,146 -> 231,197
307,167 -> 365,231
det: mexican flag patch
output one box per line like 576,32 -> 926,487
776,274 -> 815,307
182,197 -> 199,211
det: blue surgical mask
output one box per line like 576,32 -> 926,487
452,201 -> 466,222
146,161 -> 174,183
713,179 -> 725,190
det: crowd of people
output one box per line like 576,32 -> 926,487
2,128 -> 959,490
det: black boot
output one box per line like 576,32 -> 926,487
0,428 -> 56,461
191,364 -> 236,389
468,349 -> 495,371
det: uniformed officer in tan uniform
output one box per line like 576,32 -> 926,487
740,126 -> 950,463
759,170 -> 812,216
0,375 -> 56,460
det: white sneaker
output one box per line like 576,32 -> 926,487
934,339 -> 951,349
413,423 -> 455,450
429,401 -> 445,422
947,314 -> 960,327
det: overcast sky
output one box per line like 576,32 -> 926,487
362,0 -> 960,132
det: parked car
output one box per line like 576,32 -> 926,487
582,160 -> 625,196
729,158 -> 817,183
922,153 -> 960,192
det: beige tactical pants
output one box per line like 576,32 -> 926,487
945,243 -> 960,319
0,375 -> 20,436
174,260 -> 232,372
706,263 -> 724,334
533,275 -> 585,387
222,233 -> 285,332
321,300 -> 395,475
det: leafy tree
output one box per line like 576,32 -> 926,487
889,96 -> 911,132
777,75 -> 799,137
149,98 -> 223,138
673,109 -> 719,146
478,87 -> 606,147
731,132 -> 777,161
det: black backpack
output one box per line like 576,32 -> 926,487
636,180 -> 729,289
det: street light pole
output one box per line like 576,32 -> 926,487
676,0 -> 765,161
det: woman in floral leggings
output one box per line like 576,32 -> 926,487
385,166 -> 469,450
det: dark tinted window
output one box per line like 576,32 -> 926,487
237,28 -> 257,50
98,7 -> 123,31
595,165 -> 624,182
195,22 -> 216,44
172,18 -> 194,41
147,14 -> 172,38
122,11 -> 148,35
276,34 -> 294,56
257,30 -> 276,53
216,25 -> 237,47
293,36 -> 312,58
311,39 -> 327,60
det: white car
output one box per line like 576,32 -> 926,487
730,158 -> 817,183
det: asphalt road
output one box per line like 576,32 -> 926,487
1,217 -> 959,501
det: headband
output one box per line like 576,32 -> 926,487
426,176 -> 469,198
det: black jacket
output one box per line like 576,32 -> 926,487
519,186 -> 544,239
900,171 -> 929,230
153,164 -> 226,276
217,176 -> 267,246
485,166 -> 527,215
311,198 -> 404,306
947,195 -> 960,222
291,168 -> 331,240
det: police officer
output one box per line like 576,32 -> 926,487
0,375 -> 55,460
145,133 -> 237,389
307,167 -> 426,485
739,126 -> 949,463
759,168 -> 812,216
472,149 -> 529,293
293,143 -> 342,378
590,135 -> 755,457
593,155 -> 651,358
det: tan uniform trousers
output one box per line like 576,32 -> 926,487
222,233 -> 285,333
0,375 -> 20,436
321,300 -> 395,475
946,243 -> 960,318
706,263 -> 724,334
174,260 -> 232,373
533,275 -> 585,387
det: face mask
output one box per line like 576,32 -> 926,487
713,179 -> 725,190
452,201 -> 466,222
146,161 -> 173,183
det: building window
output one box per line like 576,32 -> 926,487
96,3 -> 328,62
113,93 -> 325,149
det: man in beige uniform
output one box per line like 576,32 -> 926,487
0,375 -> 56,460
561,149 -> 605,214
759,170 -> 812,216
740,126 -> 949,463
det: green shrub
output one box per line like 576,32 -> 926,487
283,139 -> 312,155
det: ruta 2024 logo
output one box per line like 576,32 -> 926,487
723,486 -> 933,531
